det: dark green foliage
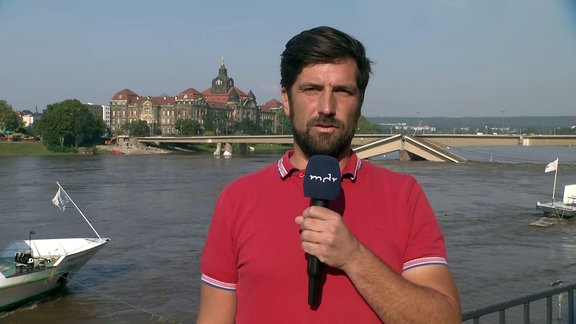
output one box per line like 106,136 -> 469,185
356,115 -> 381,134
233,119 -> 260,135
35,99 -> 106,148
120,120 -> 151,137
0,100 -> 23,132
175,118 -> 202,135
275,109 -> 292,135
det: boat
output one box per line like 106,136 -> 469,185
536,158 -> 576,218
0,183 -> 109,311
536,185 -> 576,218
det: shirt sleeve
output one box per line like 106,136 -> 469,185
402,179 -> 448,271
200,185 -> 238,290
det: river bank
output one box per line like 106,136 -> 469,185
95,144 -> 170,155
0,141 -> 169,157
0,141 -> 64,157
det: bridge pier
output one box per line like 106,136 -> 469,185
214,142 -> 222,156
239,143 -> 248,154
223,143 -> 232,157
399,150 -> 411,161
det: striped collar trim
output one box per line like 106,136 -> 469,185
277,150 -> 362,180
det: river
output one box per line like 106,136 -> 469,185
1,145 -> 576,323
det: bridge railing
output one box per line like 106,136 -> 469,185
462,282 -> 575,324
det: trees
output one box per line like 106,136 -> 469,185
175,118 -> 202,135
0,100 -> 23,133
203,111 -> 231,135
275,109 -> 292,135
233,119 -> 261,135
36,99 -> 105,148
120,120 -> 151,137
261,119 -> 274,135
356,115 -> 381,134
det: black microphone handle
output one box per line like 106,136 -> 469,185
307,198 -> 328,278
307,199 -> 328,307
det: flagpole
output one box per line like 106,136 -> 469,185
56,182 -> 102,239
552,159 -> 559,203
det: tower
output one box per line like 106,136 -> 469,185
211,57 -> 235,94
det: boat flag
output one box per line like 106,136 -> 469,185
545,158 -> 558,173
52,188 -> 71,211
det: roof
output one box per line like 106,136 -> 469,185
177,88 -> 203,100
260,98 -> 283,111
111,89 -> 138,101
134,96 -> 176,106
111,88 -> 176,105
201,86 -> 251,108
111,87 -> 280,109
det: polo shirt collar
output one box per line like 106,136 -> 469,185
277,150 -> 362,181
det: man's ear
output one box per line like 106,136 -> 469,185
281,87 -> 291,117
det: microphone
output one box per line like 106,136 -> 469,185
303,155 -> 342,308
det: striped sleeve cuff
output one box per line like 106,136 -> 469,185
403,257 -> 448,271
201,274 -> 237,291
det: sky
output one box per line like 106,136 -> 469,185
1,0 -> 575,118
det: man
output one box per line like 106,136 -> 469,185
198,26 -> 461,323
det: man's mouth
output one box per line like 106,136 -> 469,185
313,123 -> 337,133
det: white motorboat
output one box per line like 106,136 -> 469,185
536,184 -> 576,218
536,158 -> 576,218
0,237 -> 109,311
0,183 -> 109,311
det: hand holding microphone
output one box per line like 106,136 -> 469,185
302,155 -> 342,308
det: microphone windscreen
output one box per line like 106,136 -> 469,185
303,155 -> 341,200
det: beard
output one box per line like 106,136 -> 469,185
290,114 -> 357,159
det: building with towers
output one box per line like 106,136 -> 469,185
109,58 -> 281,135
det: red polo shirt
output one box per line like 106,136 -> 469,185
201,151 -> 447,323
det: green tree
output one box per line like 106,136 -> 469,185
275,109 -> 292,135
175,118 -> 202,135
121,120 -> 151,137
215,112 -> 231,134
556,127 -> 576,135
150,122 -> 162,136
73,105 -> 106,147
36,99 -> 105,148
0,100 -> 23,132
203,111 -> 215,133
356,115 -> 380,134
234,119 -> 260,135
262,119 -> 274,135
204,111 -> 231,134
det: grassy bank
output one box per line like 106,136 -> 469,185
0,141 -> 293,157
0,141 -> 69,157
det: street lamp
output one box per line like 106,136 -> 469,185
501,110 -> 505,134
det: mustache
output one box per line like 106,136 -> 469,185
307,115 -> 342,128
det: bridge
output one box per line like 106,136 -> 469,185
136,134 -> 576,163
352,134 -> 467,163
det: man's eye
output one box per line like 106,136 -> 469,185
303,88 -> 319,95
335,88 -> 354,96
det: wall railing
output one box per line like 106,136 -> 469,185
462,282 -> 575,324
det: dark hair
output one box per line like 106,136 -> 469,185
280,26 -> 373,103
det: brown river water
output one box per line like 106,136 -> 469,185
1,145 -> 576,323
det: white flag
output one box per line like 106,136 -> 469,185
52,188 -> 71,211
545,158 -> 558,173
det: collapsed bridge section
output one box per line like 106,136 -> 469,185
353,134 -> 467,163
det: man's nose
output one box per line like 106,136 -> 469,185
318,91 -> 336,116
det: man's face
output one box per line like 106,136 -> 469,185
282,58 -> 362,159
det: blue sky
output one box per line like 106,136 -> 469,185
1,0 -> 575,117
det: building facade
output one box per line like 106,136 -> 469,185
109,59 -> 281,135
85,103 -> 111,128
